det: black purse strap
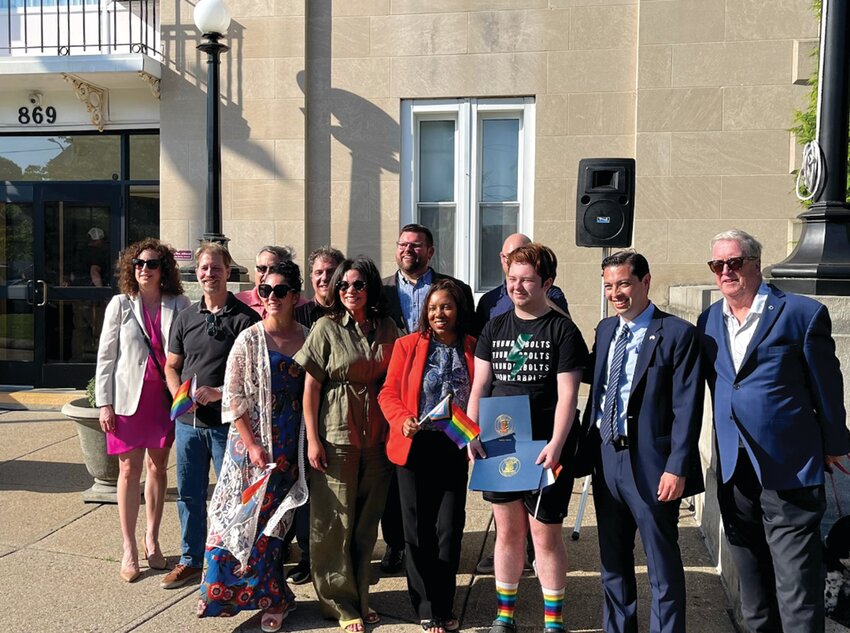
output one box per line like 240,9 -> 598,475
127,295 -> 168,383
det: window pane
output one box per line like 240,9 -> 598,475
0,202 -> 34,362
44,202 -> 111,287
477,203 -> 518,290
130,135 -> 160,180
418,204 -> 455,277
128,185 -> 160,244
480,119 -> 519,203
0,136 -> 120,181
419,120 -> 455,202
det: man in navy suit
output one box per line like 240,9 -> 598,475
585,251 -> 703,633
698,229 -> 850,632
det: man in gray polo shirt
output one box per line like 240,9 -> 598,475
162,242 -> 260,589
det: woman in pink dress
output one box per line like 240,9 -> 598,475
95,238 -> 191,582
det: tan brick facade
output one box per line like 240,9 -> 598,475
160,0 -> 817,335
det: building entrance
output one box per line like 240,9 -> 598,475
0,182 -> 121,387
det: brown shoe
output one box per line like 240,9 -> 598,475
160,563 -> 202,589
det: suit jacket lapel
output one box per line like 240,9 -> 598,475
593,318 -> 618,405
708,301 -> 735,373
738,286 -> 785,374
632,308 -> 662,387
128,294 -> 145,330
160,296 -> 174,342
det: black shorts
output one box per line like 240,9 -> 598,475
482,472 -> 575,525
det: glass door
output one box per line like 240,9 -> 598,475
37,184 -> 121,388
0,183 -> 121,387
0,185 -> 37,385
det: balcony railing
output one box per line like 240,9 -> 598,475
0,0 -> 160,59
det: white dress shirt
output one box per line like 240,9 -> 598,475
722,283 -> 769,373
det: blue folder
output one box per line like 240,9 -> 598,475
478,395 -> 533,442
469,395 -> 545,492
469,438 -> 547,492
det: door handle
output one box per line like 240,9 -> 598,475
37,280 -> 47,307
25,280 -> 34,306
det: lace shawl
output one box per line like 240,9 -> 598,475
206,322 -> 309,569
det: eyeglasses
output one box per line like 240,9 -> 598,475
132,258 -> 161,270
336,280 -> 367,292
258,283 -> 292,299
396,241 -> 425,251
706,256 -> 758,274
205,313 -> 221,337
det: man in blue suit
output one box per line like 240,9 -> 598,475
585,251 -> 704,633
698,229 -> 850,632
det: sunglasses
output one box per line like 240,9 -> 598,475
205,313 -> 221,337
258,283 -> 293,299
337,280 -> 367,292
132,258 -> 161,270
706,256 -> 757,275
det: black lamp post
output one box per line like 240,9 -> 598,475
191,0 -> 248,282
766,0 -> 850,295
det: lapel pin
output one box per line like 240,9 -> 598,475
768,305 -> 775,311
649,335 -> 656,341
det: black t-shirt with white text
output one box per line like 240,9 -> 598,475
475,309 -> 588,440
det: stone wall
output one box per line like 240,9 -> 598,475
159,0 -> 818,324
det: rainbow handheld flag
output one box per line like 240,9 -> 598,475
418,394 -> 452,431
170,375 -> 197,421
541,463 -> 563,488
443,403 -> 480,449
241,463 -> 276,504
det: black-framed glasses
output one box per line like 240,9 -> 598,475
336,280 -> 367,292
706,256 -> 757,275
255,264 -> 270,274
258,283 -> 292,299
132,258 -> 161,270
205,313 -> 221,337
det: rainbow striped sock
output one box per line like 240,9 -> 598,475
495,580 -> 518,624
542,586 -> 565,631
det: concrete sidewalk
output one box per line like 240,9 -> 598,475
0,408 -> 736,633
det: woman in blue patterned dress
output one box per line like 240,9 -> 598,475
198,262 -> 308,633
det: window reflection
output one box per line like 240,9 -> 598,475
0,136 -> 120,181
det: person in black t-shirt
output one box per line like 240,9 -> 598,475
162,242 -> 260,590
468,243 -> 588,633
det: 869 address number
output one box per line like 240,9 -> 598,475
18,106 -> 57,124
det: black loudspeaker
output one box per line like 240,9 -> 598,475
575,157 -> 635,248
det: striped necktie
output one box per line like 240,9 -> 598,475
600,323 -> 630,445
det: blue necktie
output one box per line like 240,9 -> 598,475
601,323 -> 630,445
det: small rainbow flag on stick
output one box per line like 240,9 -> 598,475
444,403 -> 480,449
241,463 -> 276,504
170,375 -> 197,421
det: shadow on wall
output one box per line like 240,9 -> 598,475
302,0 -> 400,263
159,15 -> 285,204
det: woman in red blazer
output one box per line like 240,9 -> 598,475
378,279 -> 475,633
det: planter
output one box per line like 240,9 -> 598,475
61,398 -> 119,503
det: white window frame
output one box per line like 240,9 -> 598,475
400,97 -> 535,297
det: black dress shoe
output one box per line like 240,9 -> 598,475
380,546 -> 405,573
286,559 -> 311,585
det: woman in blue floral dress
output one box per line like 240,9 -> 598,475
198,262 -> 309,633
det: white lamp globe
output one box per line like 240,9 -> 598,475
194,0 -> 231,35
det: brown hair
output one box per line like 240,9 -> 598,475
117,238 -> 184,296
506,243 -> 557,283
195,241 -> 232,269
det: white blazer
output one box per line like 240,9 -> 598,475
95,293 -> 191,416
